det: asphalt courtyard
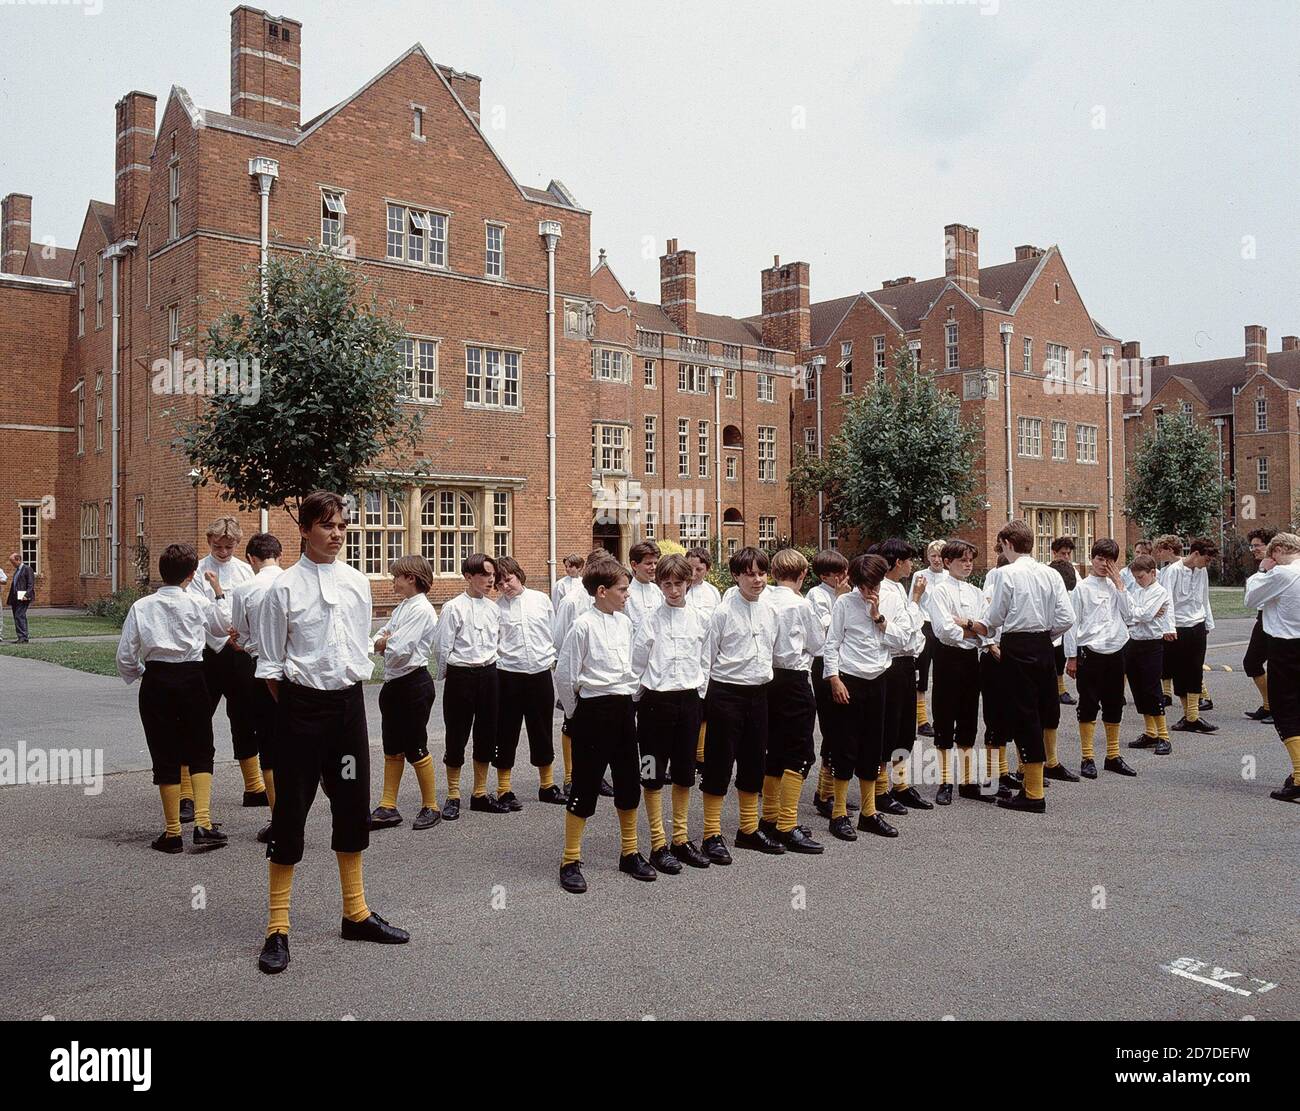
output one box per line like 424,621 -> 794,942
1,616 -> 1295,1021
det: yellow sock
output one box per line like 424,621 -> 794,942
672,784 -> 691,845
1057,675 -> 1067,696
1156,713 -> 1169,741
561,733 -> 573,787
832,777 -> 849,820
816,764 -> 833,799
998,746 -> 1009,777
1284,737 -> 1300,779
617,806 -> 640,856
875,765 -> 890,796
192,771 -> 214,831
939,749 -> 952,785
1201,681 -> 1209,699
737,790 -> 760,835
563,811 -> 585,865
1183,694 -> 1199,723
1162,678 -> 1173,699
1079,721 -> 1097,761
916,693 -> 929,727
1023,762 -> 1045,801
380,754 -> 405,809
472,760 -> 490,798
988,745 -> 1004,780
1104,722 -> 1121,759
267,861 -> 293,937
959,749 -> 973,785
1254,674 -> 1270,710
497,767 -> 513,796
336,851 -> 369,923
859,775 -> 877,817
702,792 -> 723,839
411,755 -> 437,807
1044,728 -> 1059,767
1142,713 -> 1155,737
179,764 -> 193,803
761,774 -> 781,821
539,763 -> 555,790
264,768 -> 276,810
777,769 -> 803,833
446,764 -> 462,800
159,782 -> 182,836
239,755 -> 265,794
696,722 -> 707,764
644,787 -> 666,850
892,758 -> 909,789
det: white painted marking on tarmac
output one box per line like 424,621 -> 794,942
1163,957 -> 1279,997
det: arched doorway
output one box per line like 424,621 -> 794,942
593,519 -> 623,563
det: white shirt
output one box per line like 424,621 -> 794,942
632,601 -> 709,694
766,584 -> 825,673
706,588 -> 778,686
433,592 -> 499,675
1243,562 -> 1300,639
116,585 -> 217,684
551,574 -> 583,606
1126,580 -> 1175,641
188,553 -> 255,652
805,581 -> 841,654
927,576 -> 986,651
552,587 -> 592,652
624,577 -> 664,629
1165,560 -> 1215,631
496,587 -> 557,674
378,592 -> 438,681
979,567 -> 1004,649
983,554 -> 1075,638
554,608 -> 636,717
1119,566 -> 1136,591
1064,575 -> 1132,656
917,566 -> 949,623
823,590 -> 898,681
879,577 -> 925,657
686,580 -> 722,620
255,555 -> 375,689
229,563 -> 283,659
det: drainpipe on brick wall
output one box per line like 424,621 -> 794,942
1000,323 -> 1015,521
809,355 -> 827,548
250,158 -> 279,534
105,238 -> 137,592
1103,346 -> 1115,536
710,365 -> 723,543
539,221 -> 563,589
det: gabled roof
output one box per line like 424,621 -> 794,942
89,200 -> 115,244
23,245 -> 75,281
632,302 -> 765,347
1144,350 -> 1300,415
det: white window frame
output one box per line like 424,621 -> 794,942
726,455 -> 737,481
644,415 -> 657,475
77,263 -> 85,337
485,222 -> 505,279
321,189 -> 346,250
75,379 -> 85,455
420,489 -> 481,576
1017,416 -> 1043,459
698,420 -> 710,477
492,491 -> 512,559
465,346 -> 521,411
1050,419 -> 1067,462
1023,337 -> 1032,374
757,373 -> 775,403
95,253 -> 104,329
1045,342 -> 1069,382
168,161 -> 180,241
19,502 -> 40,576
398,336 -> 440,403
1255,396 -> 1268,432
759,516 -> 776,548
643,359 -> 656,389
80,502 -> 99,577
1076,423 -> 1099,464
592,348 -> 630,383
345,490 -> 407,576
874,335 -> 886,371
725,368 -> 737,398
1257,456 -> 1270,493
758,426 -> 777,482
592,423 -> 627,473
678,418 -> 690,477
945,323 -> 959,370
94,373 -> 104,451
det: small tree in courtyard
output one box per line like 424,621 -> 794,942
1124,414 -> 1229,538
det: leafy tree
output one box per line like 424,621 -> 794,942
789,346 -> 981,550
177,250 -> 425,519
1124,414 -> 1229,538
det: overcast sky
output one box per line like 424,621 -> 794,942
2,0 -> 1297,362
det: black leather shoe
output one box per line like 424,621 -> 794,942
538,784 -> 568,805
258,932 -> 289,974
999,774 -> 1022,791
891,786 -> 933,810
341,912 -> 410,944
813,793 -> 833,819
1270,776 -> 1300,803
701,835 -> 733,865
192,825 -> 228,852
470,793 -> 510,813
412,806 -> 442,830
255,822 -> 273,844
997,791 -> 1046,813
1128,734 -> 1159,749
957,784 -> 997,803
649,845 -> 683,875
778,825 -> 825,854
829,815 -> 857,841
857,812 -> 898,837
671,840 -> 710,868
935,783 -> 954,806
179,798 -> 195,824
1172,718 -> 1218,734
876,792 -> 908,815
1245,706 -> 1272,721
758,818 -> 780,839
1104,755 -> 1138,777
1080,759 -> 1098,780
619,852 -> 657,881
598,778 -> 615,797
496,791 -> 523,812
995,782 -> 1016,801
368,806 -> 403,830
1199,697 -> 1214,712
442,797 -> 461,821
243,790 -> 269,808
560,861 -> 587,893
735,827 -> 785,855
1154,739 -> 1172,755
151,833 -> 183,854
917,722 -> 935,737
1045,762 -> 1079,782
1059,691 -> 1077,705
1005,770 -> 1024,785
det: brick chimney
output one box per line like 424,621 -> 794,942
1282,336 -> 1299,352
230,6 -> 302,130
1121,340 -> 1141,361
1245,324 -> 1268,375
114,92 -> 156,241
660,238 -> 697,335
1,192 -> 32,274
436,64 -> 481,126
760,254 -> 810,351
881,276 -> 916,288
1150,356 -> 1169,367
944,223 -> 979,295
1015,244 -> 1044,261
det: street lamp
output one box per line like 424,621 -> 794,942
539,220 -> 562,588
999,322 -> 1015,521
808,355 -> 827,548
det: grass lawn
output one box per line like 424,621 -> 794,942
24,614 -> 123,639
1209,586 -> 1254,620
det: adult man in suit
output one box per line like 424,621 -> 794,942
7,552 -> 33,643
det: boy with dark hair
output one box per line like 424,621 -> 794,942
686,547 -> 722,618
116,543 -> 228,855
1243,533 -> 1300,802
1167,538 -> 1219,733
255,490 -> 408,975
1152,535 -> 1184,706
1049,537 -> 1078,706
979,555 -> 1018,797
625,541 -> 664,629
369,554 -> 441,832
808,548 -> 853,817
552,553 -> 586,607
1120,540 -> 1152,590
700,546 -> 782,863
1064,539 -> 1138,779
1243,527 -> 1277,722
914,539 -> 948,737
632,553 -> 711,871
553,547 -> 615,797
876,539 -> 931,811
1124,554 -> 1174,755
555,558 -> 656,892
494,555 -> 565,808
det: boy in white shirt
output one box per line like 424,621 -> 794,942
1166,538 -> 1219,733
1152,535 -> 1183,707
914,540 -> 948,738
1123,554 -> 1175,755
369,554 -> 441,832
1242,528 -> 1276,723
117,542 -> 228,855
979,555 -> 1018,798
1049,537 -> 1079,706
1119,539 -> 1151,590
553,547 -> 614,798
434,553 -> 509,817
551,553 -> 585,607
1064,539 -> 1137,779
808,548 -> 853,818
686,547 -> 723,618
632,554 -> 711,872
624,541 -> 664,629
1243,532 -> 1300,802
494,555 -> 565,809
555,558 -> 656,893
875,539 -> 932,811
